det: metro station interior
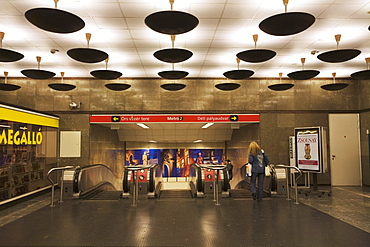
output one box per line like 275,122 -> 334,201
0,0 -> 369,246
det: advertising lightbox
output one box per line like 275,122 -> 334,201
294,127 -> 324,173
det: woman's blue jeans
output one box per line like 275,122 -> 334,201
251,172 -> 265,201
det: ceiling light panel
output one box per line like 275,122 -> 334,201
93,18 -> 128,30
119,3 -> 156,18
190,4 -> 225,18
84,3 -> 123,17
222,4 -> 260,18
318,4 -> 366,19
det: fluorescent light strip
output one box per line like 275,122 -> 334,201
149,140 -> 157,143
0,125 -> 11,128
202,123 -> 214,129
194,140 -> 202,143
136,123 -> 149,129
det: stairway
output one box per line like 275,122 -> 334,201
159,189 -> 193,199
158,181 -> 193,200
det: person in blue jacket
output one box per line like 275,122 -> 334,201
248,141 -> 269,202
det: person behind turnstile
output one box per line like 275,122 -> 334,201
248,141 -> 269,202
226,160 -> 233,180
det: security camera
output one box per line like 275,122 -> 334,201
311,50 -> 319,55
69,102 -> 81,110
50,49 -> 59,54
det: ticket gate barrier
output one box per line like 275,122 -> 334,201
190,163 -> 231,198
127,169 -> 149,195
200,164 -> 228,205
122,164 -> 158,202
203,167 -> 222,194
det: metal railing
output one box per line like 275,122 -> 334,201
273,164 -> 302,204
47,166 -> 74,207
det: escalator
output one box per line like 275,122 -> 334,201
71,164 -> 122,200
230,164 -> 277,199
84,191 -> 123,200
67,162 -> 276,201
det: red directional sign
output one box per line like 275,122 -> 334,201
90,114 -> 260,123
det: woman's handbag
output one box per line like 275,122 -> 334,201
265,164 -> 271,176
246,163 -> 252,177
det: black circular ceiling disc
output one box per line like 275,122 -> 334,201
48,83 -> 76,91
0,48 -> 24,62
90,70 -> 122,80
21,69 -> 56,79
259,12 -> 315,36
223,70 -> 254,80
317,49 -> 361,63
67,48 -> 108,63
25,8 -> 85,34
0,83 -> 21,91
160,83 -> 186,91
215,83 -> 241,91
105,83 -> 131,91
145,10 -> 199,35
237,49 -> 276,63
321,83 -> 348,91
287,70 -> 320,80
350,70 -> 370,80
268,83 -> 294,91
158,70 -> 189,79
154,48 -> 193,63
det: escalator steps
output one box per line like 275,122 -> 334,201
85,191 -> 122,200
159,190 -> 193,199
230,189 -> 252,198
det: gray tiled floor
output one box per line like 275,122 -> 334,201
0,186 -> 369,246
299,186 -> 370,233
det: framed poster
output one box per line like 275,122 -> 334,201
294,127 -> 323,173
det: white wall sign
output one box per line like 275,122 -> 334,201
60,131 -> 81,157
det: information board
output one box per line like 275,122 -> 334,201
294,127 -> 323,173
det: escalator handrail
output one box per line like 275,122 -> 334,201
240,163 -> 247,177
122,169 -> 130,193
274,164 -> 302,181
222,167 -> 229,192
73,164 -> 115,194
148,163 -> 159,193
239,163 -> 278,194
269,164 -> 278,192
191,163 -> 203,193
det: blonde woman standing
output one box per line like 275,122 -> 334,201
247,141 -> 269,202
